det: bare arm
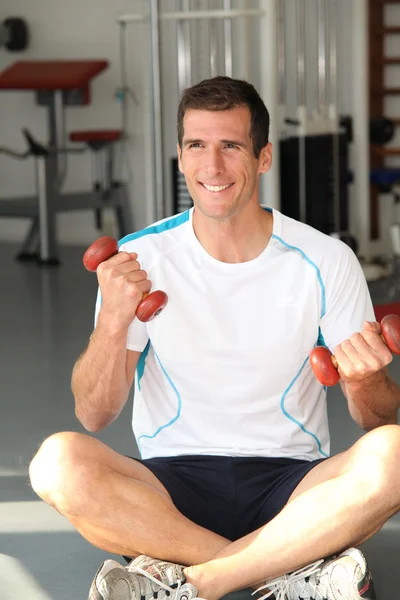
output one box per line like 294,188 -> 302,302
340,369 -> 400,431
72,317 -> 141,432
72,250 -> 151,432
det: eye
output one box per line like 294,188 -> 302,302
225,143 -> 238,149
188,142 -> 202,149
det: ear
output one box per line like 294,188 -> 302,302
258,142 -> 272,174
177,144 -> 183,173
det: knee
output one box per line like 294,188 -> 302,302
352,425 -> 400,496
29,431 -> 94,512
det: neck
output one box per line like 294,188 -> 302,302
192,205 -> 273,263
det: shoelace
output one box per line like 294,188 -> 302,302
127,565 -> 207,600
127,565 -> 180,599
252,559 -> 327,600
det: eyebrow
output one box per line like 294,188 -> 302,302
182,139 -> 202,147
182,138 -> 247,148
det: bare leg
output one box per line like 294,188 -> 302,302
29,432 -> 230,564
31,427 -> 400,600
184,425 -> 400,600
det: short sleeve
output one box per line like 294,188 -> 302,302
126,318 -> 149,352
319,244 -> 375,352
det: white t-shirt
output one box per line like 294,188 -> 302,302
94,207 -> 375,461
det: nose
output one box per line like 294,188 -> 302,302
204,147 -> 224,176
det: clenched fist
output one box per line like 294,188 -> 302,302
334,320 -> 393,384
97,251 -> 152,329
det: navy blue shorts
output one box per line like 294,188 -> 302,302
136,454 -> 325,541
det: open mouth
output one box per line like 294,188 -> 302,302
200,182 -> 234,193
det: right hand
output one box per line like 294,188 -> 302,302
96,251 -> 152,329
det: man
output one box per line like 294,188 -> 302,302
29,77 -> 400,600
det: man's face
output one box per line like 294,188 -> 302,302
177,106 -> 272,221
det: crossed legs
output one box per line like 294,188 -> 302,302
29,425 -> 400,600
29,432 -> 230,564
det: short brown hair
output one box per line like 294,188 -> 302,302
177,76 -> 270,158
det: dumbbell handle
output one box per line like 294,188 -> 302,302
83,236 -> 168,323
310,314 -> 400,386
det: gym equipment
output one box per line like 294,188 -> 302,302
370,117 -> 395,147
0,18 -> 29,52
83,236 -> 168,322
278,0 -> 355,246
117,4 -> 265,219
0,60 -> 133,265
368,116 -> 400,293
309,314 -> 400,386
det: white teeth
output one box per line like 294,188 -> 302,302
203,183 -> 231,192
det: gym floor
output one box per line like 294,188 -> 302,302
1,241 -> 400,600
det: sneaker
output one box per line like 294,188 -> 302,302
88,555 -> 201,600
252,547 -> 376,600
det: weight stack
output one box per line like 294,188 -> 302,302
171,158 -> 193,213
279,132 -> 350,234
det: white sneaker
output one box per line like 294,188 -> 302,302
88,555 -> 202,600
253,548 -> 376,600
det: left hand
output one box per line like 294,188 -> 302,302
334,320 -> 393,384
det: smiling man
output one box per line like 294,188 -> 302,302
30,77 -> 400,600
178,104 -> 272,264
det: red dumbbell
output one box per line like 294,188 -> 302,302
309,314 -> 400,386
83,236 -> 168,323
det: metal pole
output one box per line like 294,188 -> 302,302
277,0 -> 285,106
259,0 -> 280,210
177,0 -> 191,94
328,1 -> 338,122
210,15 -> 218,78
119,20 -> 129,135
277,0 -> 286,124
36,156 -> 50,262
161,9 -> 264,20
353,0 -> 370,260
183,2 -> 191,87
118,9 -> 265,23
296,0 -> 306,120
149,0 -> 165,221
328,0 -> 341,233
41,92 -> 60,261
317,0 -> 328,119
223,0 -> 232,77
297,0 -> 307,223
177,18 -> 187,93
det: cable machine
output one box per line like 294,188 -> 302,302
277,0 -> 355,249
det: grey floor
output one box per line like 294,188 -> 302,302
1,241 -> 400,599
